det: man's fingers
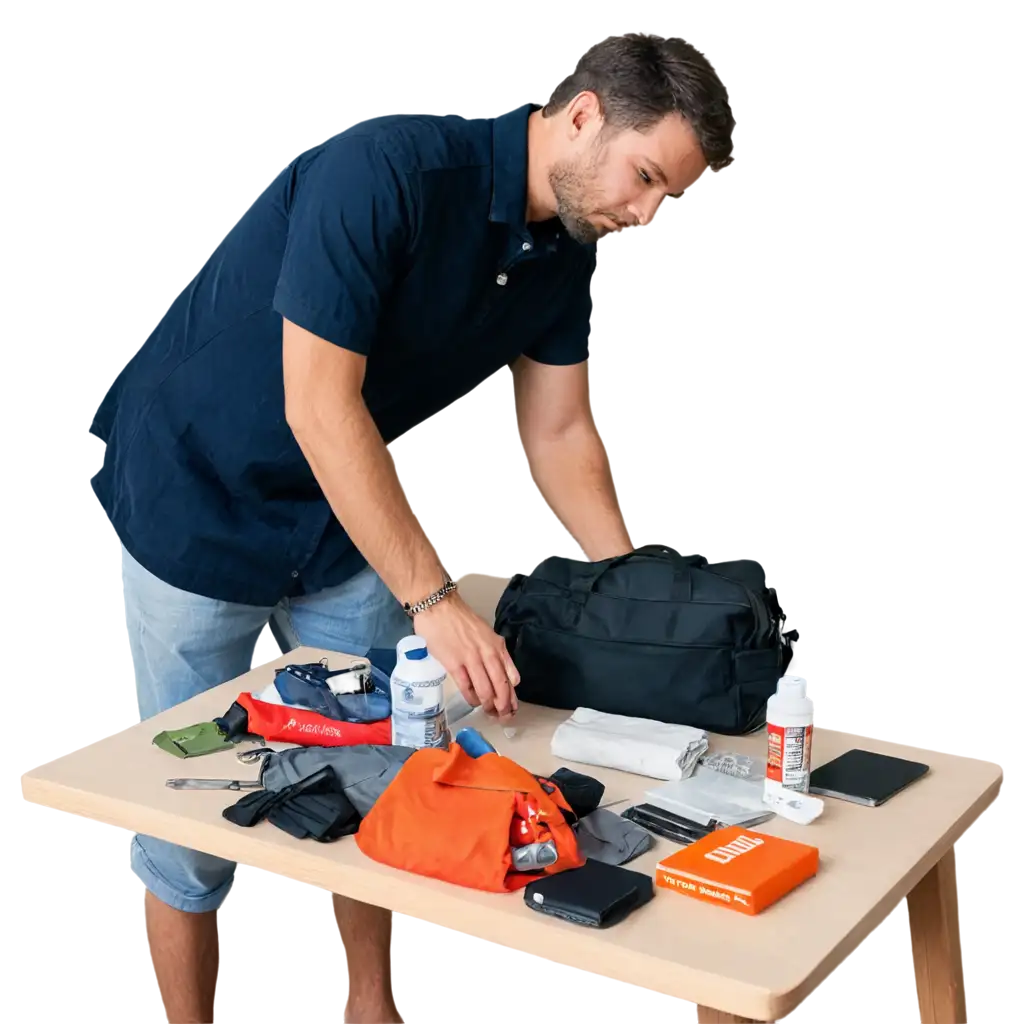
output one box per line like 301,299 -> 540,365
451,665 -> 480,706
434,625 -> 518,719
466,658 -> 497,716
499,642 -> 519,713
482,649 -> 514,718
499,654 -> 519,714
501,642 -> 521,687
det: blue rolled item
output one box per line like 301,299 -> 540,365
455,727 -> 497,758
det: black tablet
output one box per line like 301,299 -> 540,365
809,748 -> 929,806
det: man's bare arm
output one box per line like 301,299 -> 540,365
283,320 -> 442,604
512,355 -> 633,561
283,318 -> 518,716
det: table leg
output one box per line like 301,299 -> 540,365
907,846 -> 967,1024
696,1007 -> 770,1023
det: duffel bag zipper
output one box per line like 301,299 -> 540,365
522,570 -> 773,649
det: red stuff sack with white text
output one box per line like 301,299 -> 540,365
213,661 -> 393,749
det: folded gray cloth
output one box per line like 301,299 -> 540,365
575,807 -> 653,865
258,745 -> 414,816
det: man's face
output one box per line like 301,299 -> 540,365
549,109 -> 709,244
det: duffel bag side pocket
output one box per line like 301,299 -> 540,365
514,624 -> 745,731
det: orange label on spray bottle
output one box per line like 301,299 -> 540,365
767,723 -> 812,790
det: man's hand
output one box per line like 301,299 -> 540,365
413,593 -> 520,720
283,317 -> 521,719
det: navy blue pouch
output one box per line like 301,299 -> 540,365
274,662 -> 391,723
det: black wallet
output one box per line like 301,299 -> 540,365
523,859 -> 654,928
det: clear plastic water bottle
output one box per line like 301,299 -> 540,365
390,636 -> 451,749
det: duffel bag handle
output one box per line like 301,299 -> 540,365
575,545 -> 708,600
625,545 -> 708,570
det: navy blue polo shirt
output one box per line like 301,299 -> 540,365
90,103 -> 597,606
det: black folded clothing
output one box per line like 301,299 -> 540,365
223,766 -> 360,842
547,767 -> 604,820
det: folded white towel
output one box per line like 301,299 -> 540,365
550,707 -> 709,781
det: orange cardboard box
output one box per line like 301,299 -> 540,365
655,825 -> 818,915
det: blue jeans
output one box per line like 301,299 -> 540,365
121,544 -> 409,912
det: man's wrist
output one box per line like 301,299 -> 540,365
585,533 -> 634,561
402,570 -> 457,618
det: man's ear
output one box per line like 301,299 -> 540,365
565,90 -> 603,140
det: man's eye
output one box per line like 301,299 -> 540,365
639,169 -> 652,184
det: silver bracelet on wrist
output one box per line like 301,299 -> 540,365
403,571 -> 457,618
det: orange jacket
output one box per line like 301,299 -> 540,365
356,742 -> 584,892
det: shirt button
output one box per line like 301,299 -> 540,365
291,570 -> 299,578
522,241 -> 532,251
496,273 -> 508,286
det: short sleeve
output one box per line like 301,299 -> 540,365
521,246 -> 596,365
272,136 -> 413,354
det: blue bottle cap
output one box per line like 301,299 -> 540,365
405,647 -> 428,661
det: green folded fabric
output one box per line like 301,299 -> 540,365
153,721 -> 237,758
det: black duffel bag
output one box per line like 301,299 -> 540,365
494,545 -> 798,735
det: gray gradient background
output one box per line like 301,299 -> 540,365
4,6 -> 1019,1015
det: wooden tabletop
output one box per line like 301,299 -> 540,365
21,574 -> 1002,1021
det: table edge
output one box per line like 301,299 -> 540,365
21,772 -> 781,1019
770,766 -> 1003,1018
19,633 -> 1007,1021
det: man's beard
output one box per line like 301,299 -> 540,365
548,155 -> 605,244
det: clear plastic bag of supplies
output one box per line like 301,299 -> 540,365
644,765 -> 773,827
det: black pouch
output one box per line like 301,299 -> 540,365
545,767 -> 605,822
523,859 -> 653,927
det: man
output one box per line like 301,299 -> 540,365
89,31 -> 734,1024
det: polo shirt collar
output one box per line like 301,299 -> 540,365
489,103 -> 539,228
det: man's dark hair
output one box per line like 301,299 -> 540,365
543,33 -> 735,171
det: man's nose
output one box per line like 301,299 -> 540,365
628,192 -> 665,226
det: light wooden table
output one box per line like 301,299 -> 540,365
22,574 -> 1001,1022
